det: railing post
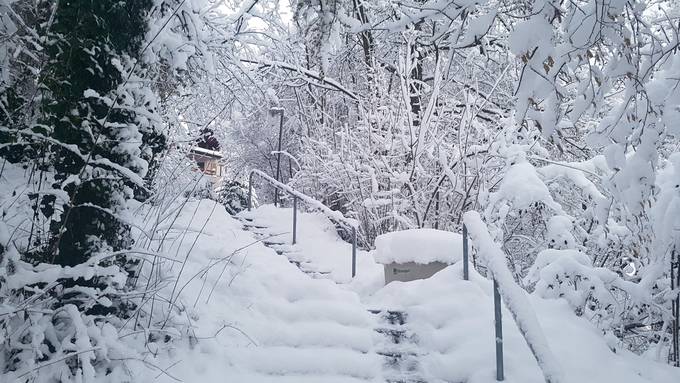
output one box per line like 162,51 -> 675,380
494,278 -> 504,381
273,108 -> 284,207
292,196 -> 298,245
462,224 -> 469,281
351,227 -> 357,278
248,171 -> 254,211
672,249 -> 679,367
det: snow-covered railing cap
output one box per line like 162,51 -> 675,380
463,211 -> 563,383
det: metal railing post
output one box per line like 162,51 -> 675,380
462,224 -> 469,281
292,196 -> 298,245
273,108 -> 284,207
248,169 -> 358,276
351,227 -> 357,278
494,278 -> 504,381
248,171 -> 254,211
672,249 -> 679,367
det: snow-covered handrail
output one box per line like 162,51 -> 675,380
463,211 -> 563,383
248,169 -> 358,228
247,169 -> 359,277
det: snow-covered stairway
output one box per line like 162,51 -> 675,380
237,204 -> 382,284
144,200 -> 383,382
237,213 -> 334,279
237,204 -> 435,382
369,309 -> 427,383
139,200 -> 680,383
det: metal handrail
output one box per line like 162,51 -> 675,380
462,212 -> 562,383
247,169 -> 358,277
462,222 -> 504,381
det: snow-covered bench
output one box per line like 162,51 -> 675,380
374,229 -> 463,284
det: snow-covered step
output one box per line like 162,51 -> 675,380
259,237 -> 284,244
247,320 -> 374,352
237,214 -> 337,279
384,378 -> 427,383
225,346 -> 381,379
241,222 -> 269,229
375,327 -> 416,344
258,299 -> 373,328
369,309 -> 427,383
222,373 -> 377,383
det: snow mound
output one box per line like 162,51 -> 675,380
374,228 -> 463,265
366,263 -> 680,383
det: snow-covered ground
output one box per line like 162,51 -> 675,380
369,264 -> 680,382
134,200 -> 680,382
132,200 -> 382,382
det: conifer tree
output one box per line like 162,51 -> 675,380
37,0 -> 163,270
9,1 -> 170,319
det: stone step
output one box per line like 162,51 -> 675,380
269,244 -> 295,252
376,349 -> 419,363
242,223 -> 269,229
368,309 -> 407,326
263,240 -> 287,246
369,309 -> 428,382
374,328 -> 416,344
251,229 -> 284,236
385,378 -> 427,383
306,271 -> 333,279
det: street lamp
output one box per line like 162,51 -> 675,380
271,107 -> 284,207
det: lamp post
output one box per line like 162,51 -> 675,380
271,107 -> 284,206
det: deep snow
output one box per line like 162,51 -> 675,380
127,200 -> 680,383
374,228 -> 463,265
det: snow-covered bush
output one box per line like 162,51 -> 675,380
525,248 -> 669,355
217,179 -> 251,215
527,249 -> 632,316
0,219 -> 141,381
0,0 -> 243,380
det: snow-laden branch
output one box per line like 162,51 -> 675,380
249,169 -> 358,228
239,59 -> 359,101
270,150 -> 301,171
0,127 -> 146,188
463,211 -> 563,383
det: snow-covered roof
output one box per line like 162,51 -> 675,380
190,146 -> 223,159
374,228 -> 463,265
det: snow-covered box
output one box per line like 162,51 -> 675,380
374,229 -> 463,284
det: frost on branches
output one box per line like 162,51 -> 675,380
0,0 -> 679,379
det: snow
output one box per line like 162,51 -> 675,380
545,215 -> 576,249
127,199 -> 382,382
238,203 -> 381,286
240,59 -> 359,101
248,169 -> 359,228
190,146 -> 222,158
537,156 -> 607,204
3,148 -> 680,382
373,228 -> 463,265
366,262 -> 680,383
463,211 -> 563,383
5,0 -> 680,379
486,158 -> 563,218
509,17 -> 553,56
121,200 -> 680,383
